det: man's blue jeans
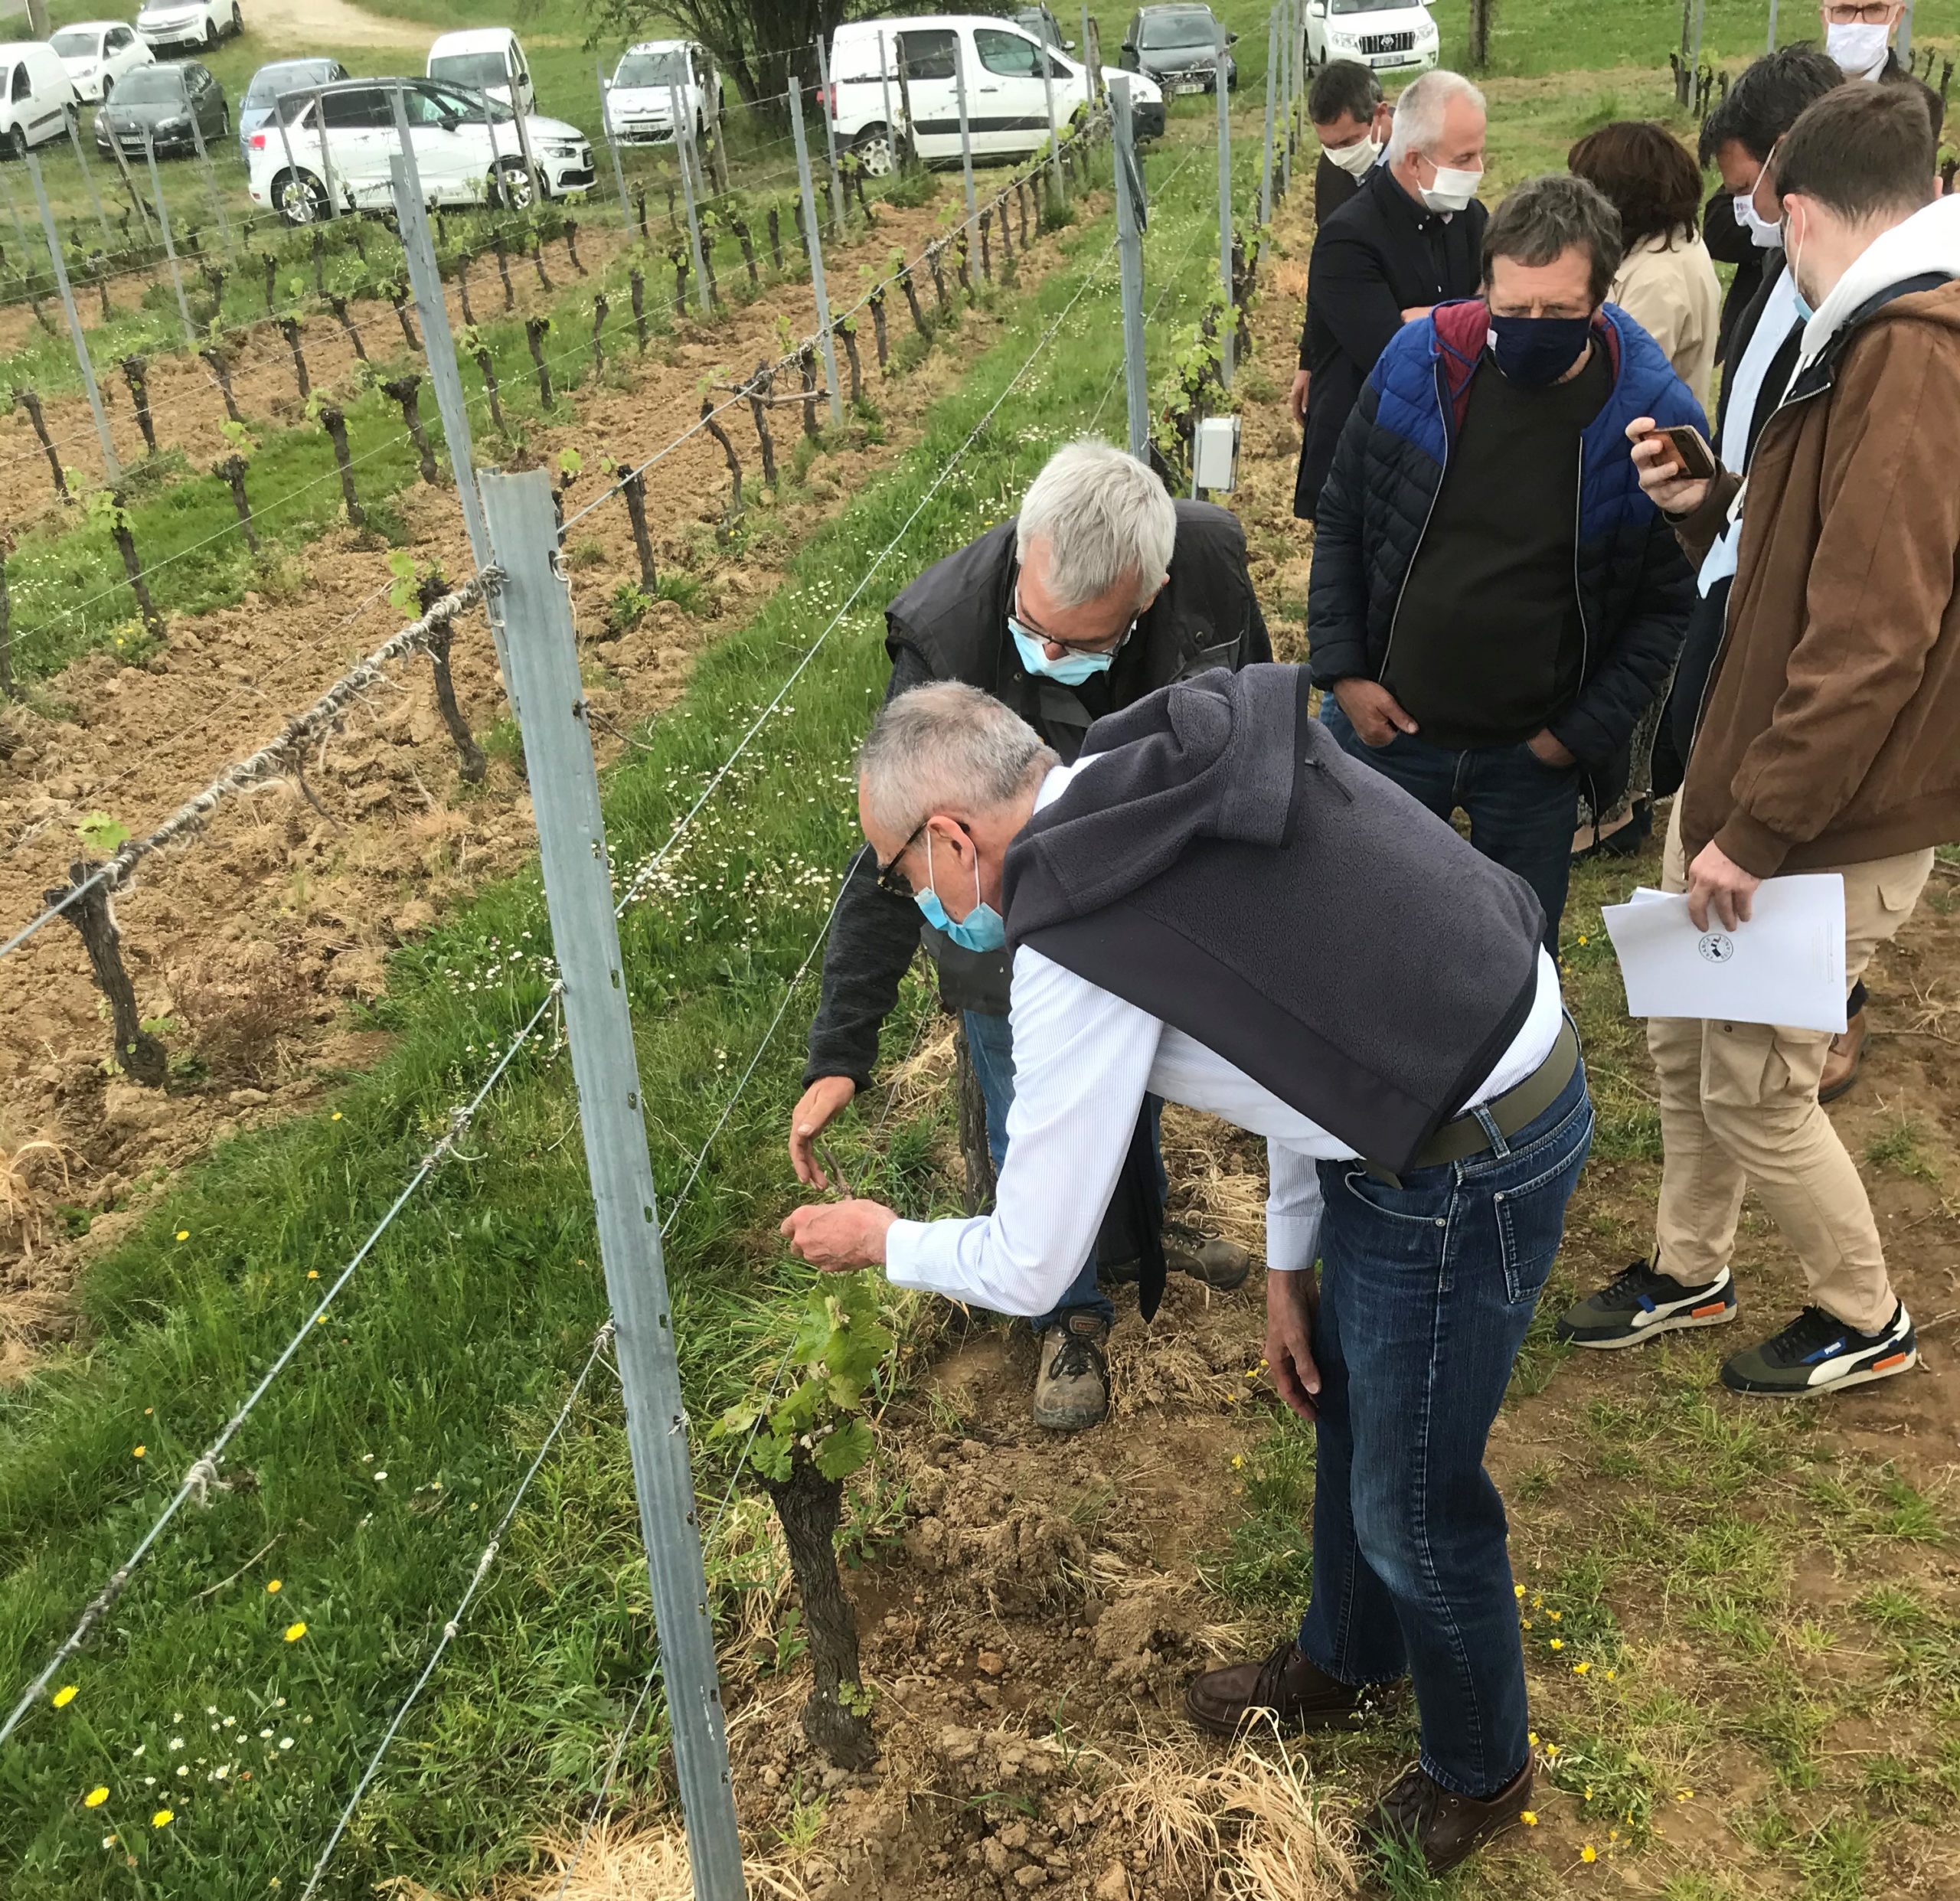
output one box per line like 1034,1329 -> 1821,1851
1297,1053 -> 1592,1798
962,1008 -> 1127,1332
1321,697 -> 1580,953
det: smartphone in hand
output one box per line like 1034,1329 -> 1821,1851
1649,423 -> 1720,482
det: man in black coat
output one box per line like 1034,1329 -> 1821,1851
789,440 -> 1270,1434
1292,68 -> 1489,524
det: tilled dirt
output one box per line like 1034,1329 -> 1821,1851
0,177 -> 1103,1367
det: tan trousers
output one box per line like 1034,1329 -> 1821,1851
1648,802 -> 1932,1333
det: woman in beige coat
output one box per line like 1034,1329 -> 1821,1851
1571,120 -> 1723,410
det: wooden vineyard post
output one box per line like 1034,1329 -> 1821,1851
384,374 -> 439,484
730,213 -> 759,292
745,363 -> 777,488
563,214 -> 586,276
616,461 -> 658,588
278,317 -> 312,400
629,266 -> 648,351
217,454 -> 260,554
15,387 -> 67,497
46,862 -> 167,1086
476,468 -> 748,1901
121,356 -> 157,456
318,405 -> 364,528
835,318 -> 863,409
868,285 -> 888,370
978,205 -> 992,283
766,204 -> 783,274
106,496 -> 163,638
259,250 -> 277,315
590,292 -> 608,383
525,315 -> 554,408
797,345 -> 820,439
899,260 -> 929,340
529,228 -> 554,292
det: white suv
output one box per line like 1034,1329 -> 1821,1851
828,14 -> 1161,176
50,22 -> 154,103
1303,0 -> 1440,77
136,0 -> 243,55
247,77 -> 594,222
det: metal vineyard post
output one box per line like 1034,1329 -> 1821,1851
23,152 -> 119,482
1110,77 -> 1148,461
786,75 -> 843,426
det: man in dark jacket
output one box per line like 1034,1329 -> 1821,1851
1292,69 -> 1488,524
1311,58 -> 1392,227
789,439 -> 1269,1433
1309,174 -> 1702,949
783,671 -> 1589,1878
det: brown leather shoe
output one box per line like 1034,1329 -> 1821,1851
1031,1313 -> 1109,1432
1165,1230 -> 1253,1290
1366,1759 -> 1533,1875
1819,1008 -> 1869,1103
1183,1639 -> 1372,1736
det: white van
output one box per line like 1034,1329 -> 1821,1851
0,41 -> 77,157
426,28 -> 534,114
603,39 -> 717,145
827,15 -> 1161,176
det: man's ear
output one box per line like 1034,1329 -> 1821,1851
1373,100 -> 1393,142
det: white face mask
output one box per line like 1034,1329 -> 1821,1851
1734,165 -> 1785,249
1324,133 -> 1382,178
1826,20 -> 1890,77
1418,159 -> 1483,214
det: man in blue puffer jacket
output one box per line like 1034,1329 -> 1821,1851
1309,173 -> 1703,950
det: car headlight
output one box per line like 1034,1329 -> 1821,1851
158,116 -> 188,130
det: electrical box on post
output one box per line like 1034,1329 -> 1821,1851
1194,413 -> 1240,493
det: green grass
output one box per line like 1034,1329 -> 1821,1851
0,128 -> 1227,1899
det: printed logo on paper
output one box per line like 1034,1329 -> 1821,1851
1697,932 -> 1736,965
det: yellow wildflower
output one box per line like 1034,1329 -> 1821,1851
175,1231 -> 189,1243
1548,1610 -> 1562,1622
1521,1811 -> 1538,1827
1529,1731 -> 1540,1747
1605,1668 -> 1617,1682
331,1112 -> 342,1122
1514,1583 -> 1526,1599
283,1622 -> 307,1643
52,1685 -> 78,1708
1550,1638 -> 1564,1651
84,1787 -> 109,1808
1573,1660 -> 1592,1675
1581,1845 -> 1597,1863
1230,1455 -> 1244,1470
132,1447 -> 146,1460
152,1809 -> 174,1828
266,1579 -> 282,1594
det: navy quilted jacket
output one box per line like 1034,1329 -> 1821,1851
1308,299 -> 1704,787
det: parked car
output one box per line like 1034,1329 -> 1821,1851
51,21 -> 154,103
426,28 -> 534,113
95,58 -> 227,155
1302,0 -> 1440,76
828,15 -> 1161,177
238,55 -> 347,158
0,40 -> 77,155
1121,5 -> 1237,93
247,76 -> 593,222
1011,5 -> 1074,52
136,0 -> 243,56
602,39 -> 718,145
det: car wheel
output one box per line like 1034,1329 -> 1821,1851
853,124 -> 896,177
2,125 -> 24,161
204,17 -> 217,47
218,107 -> 230,136
275,166 -> 325,224
491,156 -> 536,211
101,77 -> 114,102
230,2 -> 241,31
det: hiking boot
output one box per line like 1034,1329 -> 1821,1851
1556,1258 -> 1736,1349
1183,1638 -> 1373,1737
1105,1229 -> 1255,1291
1720,1301 -> 1917,1396
1031,1311 -> 1109,1432
1819,1008 -> 1870,1103
1367,1759 -> 1533,1875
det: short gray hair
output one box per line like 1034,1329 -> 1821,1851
1014,439 -> 1177,612
1386,69 -> 1486,166
858,682 -> 1056,838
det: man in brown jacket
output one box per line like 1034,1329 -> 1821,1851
1558,81 -> 1960,1395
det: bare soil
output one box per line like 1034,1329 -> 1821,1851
0,181 -> 1101,1372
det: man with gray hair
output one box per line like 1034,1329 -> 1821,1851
790,439 -> 1269,1432
1293,69 -> 1488,522
784,667 -> 1591,1875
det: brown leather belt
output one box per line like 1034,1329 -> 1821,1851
1364,1017 -> 1581,1189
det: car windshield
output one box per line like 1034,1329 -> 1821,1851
51,28 -> 100,57
428,51 -> 514,90
112,68 -> 186,103
1139,9 -> 1218,48
615,48 -> 686,87
1012,10 -> 1060,47
244,64 -> 329,107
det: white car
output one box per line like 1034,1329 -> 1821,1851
603,38 -> 717,145
247,76 -> 594,222
0,40 -> 77,155
828,15 -> 1162,176
50,21 -> 154,103
426,27 -> 534,113
1303,0 -> 1439,76
136,0 -> 242,54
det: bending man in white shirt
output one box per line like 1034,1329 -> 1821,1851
782,671 -> 1593,1878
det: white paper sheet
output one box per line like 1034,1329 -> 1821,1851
1600,874 -> 1847,1032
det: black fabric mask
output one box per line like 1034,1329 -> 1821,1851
1488,313 -> 1593,387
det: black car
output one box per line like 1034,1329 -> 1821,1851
1122,5 -> 1238,93
95,60 -> 228,158
1011,5 -> 1074,53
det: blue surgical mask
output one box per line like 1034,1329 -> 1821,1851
1011,618 -> 1117,687
1488,313 -> 1594,389
914,828 -> 1006,954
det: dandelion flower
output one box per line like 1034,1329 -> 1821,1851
84,1787 -> 109,1808
175,1231 -> 189,1243
283,1622 -> 307,1643
331,1112 -> 342,1122
152,1809 -> 174,1829
1521,1811 -> 1538,1827
266,1579 -> 282,1594
306,1270 -> 318,1281
52,1685 -> 78,1708
1581,1844 -> 1597,1863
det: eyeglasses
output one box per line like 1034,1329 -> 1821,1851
1010,584 -> 1136,657
874,820 -> 928,898
1822,2 -> 1897,21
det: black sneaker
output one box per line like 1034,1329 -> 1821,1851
1556,1259 -> 1737,1349
1721,1302 -> 1917,1396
